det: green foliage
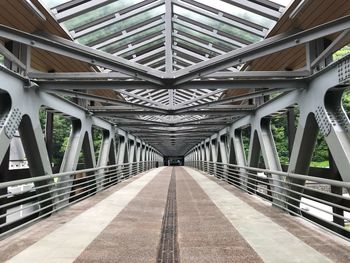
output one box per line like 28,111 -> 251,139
39,109 -> 71,167
54,115 -> 71,165
271,115 -> 289,164
241,127 -> 250,161
346,223 -> 350,231
92,128 -> 103,162
342,89 -> 350,118
310,161 -> 329,168
311,134 -> 329,166
333,45 -> 350,61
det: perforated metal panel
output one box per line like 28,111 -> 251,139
315,106 -> 331,137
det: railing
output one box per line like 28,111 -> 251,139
0,161 -> 159,238
187,160 -> 350,240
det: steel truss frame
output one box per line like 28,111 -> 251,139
0,2 -> 348,176
0,0 -> 349,239
0,67 -> 162,211
185,54 -> 350,213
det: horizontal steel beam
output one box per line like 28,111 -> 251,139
172,0 -> 265,37
73,0 -> 165,38
0,25 -> 164,84
55,0 -> 116,22
220,0 -> 282,21
174,87 -> 292,114
28,72 -> 133,80
90,109 -> 253,116
172,15 -> 350,85
175,79 -> 307,90
37,80 -> 160,90
93,18 -> 164,50
116,122 -> 227,127
203,70 -> 311,79
50,90 -> 168,113
29,70 -> 311,81
35,78 -> 306,91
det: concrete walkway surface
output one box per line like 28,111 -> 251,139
0,166 -> 349,263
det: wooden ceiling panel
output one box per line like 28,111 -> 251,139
0,0 -> 92,72
250,0 -> 350,71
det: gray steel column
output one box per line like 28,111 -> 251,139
287,113 -> 318,213
17,114 -> 54,214
0,148 -> 10,233
232,128 -> 247,187
257,117 -> 284,206
96,129 -> 114,190
45,111 -> 54,163
219,134 -> 228,181
247,130 -> 260,193
205,141 -> 210,172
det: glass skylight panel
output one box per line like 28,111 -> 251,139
195,0 -> 275,28
63,0 -> 143,31
173,5 -> 262,43
40,0 -> 70,8
100,24 -> 164,53
174,24 -> 236,51
38,0 -> 290,134
75,5 -> 165,46
175,37 -> 219,58
270,0 -> 293,6
119,38 -> 164,58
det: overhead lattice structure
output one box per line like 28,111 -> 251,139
50,0 -> 285,71
38,0 -> 288,155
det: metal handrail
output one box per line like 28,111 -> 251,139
187,160 -> 350,241
0,161 -> 159,238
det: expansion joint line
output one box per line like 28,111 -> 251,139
157,167 -> 179,263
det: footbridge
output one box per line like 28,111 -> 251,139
0,0 -> 350,262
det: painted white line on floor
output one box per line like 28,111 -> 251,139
7,167 -> 165,263
184,167 -> 332,263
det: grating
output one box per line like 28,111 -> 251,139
157,167 -> 179,263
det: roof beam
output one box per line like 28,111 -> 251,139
144,56 -> 165,67
174,89 -> 223,108
90,109 -> 252,116
220,0 -> 282,21
202,70 -> 311,79
0,24 -> 164,84
28,72 -> 133,80
118,90 -> 167,108
173,31 -> 225,55
165,0 -> 173,73
28,70 -> 310,81
49,90 -> 168,113
174,87 -> 291,114
172,15 -> 350,85
37,80 -> 160,90
176,79 -> 306,90
311,29 -> 350,69
173,45 -> 209,61
172,0 -> 265,37
116,122 -> 227,127
92,18 -> 165,50
35,78 -> 305,91
113,33 -> 165,56
73,0 -> 165,38
54,0 -> 115,23
131,46 -> 165,63
173,16 -> 246,48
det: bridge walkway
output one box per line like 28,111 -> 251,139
0,167 -> 349,263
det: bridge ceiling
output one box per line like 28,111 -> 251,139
27,0 -> 314,156
47,0 -> 287,72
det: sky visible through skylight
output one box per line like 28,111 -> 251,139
41,0 -> 294,10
